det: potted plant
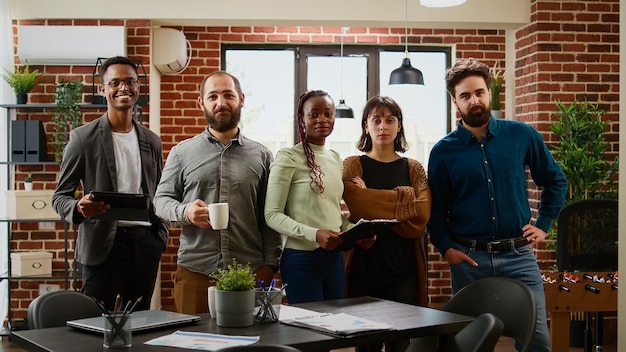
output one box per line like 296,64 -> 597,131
210,259 -> 256,327
0,61 -> 42,104
490,63 -> 505,118
52,80 -> 83,163
24,175 -> 33,191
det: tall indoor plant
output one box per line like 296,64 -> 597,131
210,259 -> 256,327
550,100 -> 618,203
0,61 -> 42,104
53,80 -> 83,163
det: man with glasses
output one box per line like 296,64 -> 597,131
52,56 -> 168,311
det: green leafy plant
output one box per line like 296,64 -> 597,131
53,80 -> 83,163
490,63 -> 505,111
25,175 -> 32,183
550,100 -> 618,202
210,259 -> 256,291
0,61 -> 41,95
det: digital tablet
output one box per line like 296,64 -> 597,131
90,191 -> 150,221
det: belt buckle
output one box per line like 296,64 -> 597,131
487,240 -> 501,253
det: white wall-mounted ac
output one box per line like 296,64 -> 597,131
18,26 -> 126,65
153,28 -> 191,74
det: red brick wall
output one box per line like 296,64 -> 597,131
6,0 -> 620,319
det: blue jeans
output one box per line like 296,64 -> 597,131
280,248 -> 345,304
449,242 -> 551,352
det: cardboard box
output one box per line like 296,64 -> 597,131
5,190 -> 60,220
11,251 -> 53,276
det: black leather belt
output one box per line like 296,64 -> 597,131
117,226 -> 151,234
451,236 -> 529,253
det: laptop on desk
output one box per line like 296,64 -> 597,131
67,310 -> 201,333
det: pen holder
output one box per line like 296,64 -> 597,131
103,313 -> 132,348
254,288 -> 282,323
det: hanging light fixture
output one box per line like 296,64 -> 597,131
389,0 -> 424,85
420,0 -> 467,8
336,26 -> 354,118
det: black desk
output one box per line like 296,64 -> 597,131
10,297 -> 472,352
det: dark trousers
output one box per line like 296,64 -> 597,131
81,226 -> 164,312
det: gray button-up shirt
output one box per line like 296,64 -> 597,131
154,129 -> 281,274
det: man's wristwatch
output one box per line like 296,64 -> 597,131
267,264 -> 279,274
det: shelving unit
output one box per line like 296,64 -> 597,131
0,103 -> 104,334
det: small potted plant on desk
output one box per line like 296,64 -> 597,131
0,61 -> 41,104
210,258 -> 256,327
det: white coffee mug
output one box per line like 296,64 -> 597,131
208,203 -> 229,230
208,286 -> 217,318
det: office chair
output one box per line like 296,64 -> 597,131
27,290 -> 102,329
442,277 -> 536,352
406,277 -> 534,352
556,198 -> 618,352
218,345 -> 302,352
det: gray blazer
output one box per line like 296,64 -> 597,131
52,114 -> 168,266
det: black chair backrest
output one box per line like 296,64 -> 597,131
438,313 -> 504,352
27,290 -> 102,329
218,345 -> 302,352
556,198 -> 618,272
442,277 -> 536,352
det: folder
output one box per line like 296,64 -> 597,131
90,191 -> 150,221
25,120 -> 48,162
11,120 -> 26,162
334,218 -> 400,251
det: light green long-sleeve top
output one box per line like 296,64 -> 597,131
264,143 -> 353,251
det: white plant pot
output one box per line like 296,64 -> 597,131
214,289 -> 255,327
24,182 -> 33,191
492,110 -> 503,119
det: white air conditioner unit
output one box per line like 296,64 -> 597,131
153,27 -> 191,74
18,26 -> 126,65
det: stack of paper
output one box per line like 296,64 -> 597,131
279,305 -> 393,336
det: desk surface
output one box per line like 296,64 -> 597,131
11,296 -> 472,352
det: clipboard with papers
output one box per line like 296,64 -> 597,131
90,191 -> 151,221
334,218 -> 400,251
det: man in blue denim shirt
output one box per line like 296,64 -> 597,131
428,58 -> 567,352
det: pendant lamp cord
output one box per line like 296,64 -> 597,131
404,0 -> 410,59
340,26 -> 346,100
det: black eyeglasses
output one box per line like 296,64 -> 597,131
103,79 -> 139,88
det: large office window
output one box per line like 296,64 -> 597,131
224,45 -> 450,164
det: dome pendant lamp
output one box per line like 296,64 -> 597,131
336,26 -> 354,118
389,0 -> 424,85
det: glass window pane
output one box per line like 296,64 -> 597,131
306,55 -> 368,159
225,50 -> 295,155
380,51 -> 449,165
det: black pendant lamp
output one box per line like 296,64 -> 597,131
336,26 -> 354,118
389,0 -> 424,85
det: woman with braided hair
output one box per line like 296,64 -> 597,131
264,90 -> 368,304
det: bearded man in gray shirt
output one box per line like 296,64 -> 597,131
154,71 -> 281,314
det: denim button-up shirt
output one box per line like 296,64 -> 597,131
427,118 -> 567,256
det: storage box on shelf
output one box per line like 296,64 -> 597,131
10,251 -> 53,276
5,190 -> 59,220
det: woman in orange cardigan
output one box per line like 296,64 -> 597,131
342,95 -> 431,352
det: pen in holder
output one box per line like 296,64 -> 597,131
103,313 -> 132,348
254,287 -> 283,323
